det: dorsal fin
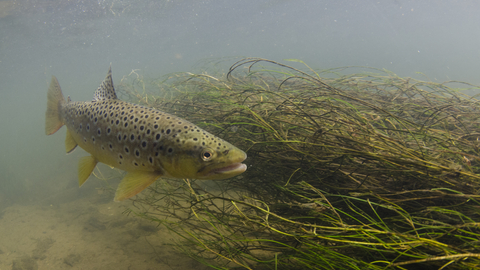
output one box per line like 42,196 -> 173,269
92,65 -> 117,101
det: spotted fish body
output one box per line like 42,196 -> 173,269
45,67 -> 247,201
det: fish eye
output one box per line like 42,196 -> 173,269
201,150 -> 214,161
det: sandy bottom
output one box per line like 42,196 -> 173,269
0,187 -> 210,270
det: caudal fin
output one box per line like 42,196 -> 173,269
45,76 -> 66,135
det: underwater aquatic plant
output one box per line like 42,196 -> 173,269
120,58 -> 480,270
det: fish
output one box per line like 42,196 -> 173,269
45,66 -> 247,201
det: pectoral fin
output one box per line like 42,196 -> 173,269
65,129 -> 78,153
78,156 -> 98,187
114,171 -> 162,202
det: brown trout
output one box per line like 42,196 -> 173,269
45,66 -> 247,201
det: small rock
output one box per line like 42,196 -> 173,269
63,253 -> 81,267
12,256 -> 38,270
84,217 -> 106,231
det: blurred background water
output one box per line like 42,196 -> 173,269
1,0 -> 480,210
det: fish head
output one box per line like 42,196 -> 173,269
167,140 -> 247,180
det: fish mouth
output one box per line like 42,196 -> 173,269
211,162 -> 247,175
201,151 -> 247,179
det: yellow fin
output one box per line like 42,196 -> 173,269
65,129 -> 78,153
78,156 -> 98,187
45,76 -> 66,135
114,171 -> 162,202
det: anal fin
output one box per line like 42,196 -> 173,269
114,171 -> 162,202
78,156 -> 98,187
65,128 -> 78,153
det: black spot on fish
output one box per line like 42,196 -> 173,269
145,115 -> 149,119
124,122 -> 128,128
134,118 -> 138,122
140,126 -> 144,131
117,133 -> 122,142
135,149 -> 140,157
166,129 -> 171,135
115,120 -> 120,125
123,135 -> 127,141
155,134 -> 161,140
107,127 -> 111,135
193,138 -> 198,141
146,129 -> 151,135
130,134 -> 135,141
141,141 -> 147,148
148,156 -> 153,164
109,143 -> 113,150
97,128 -> 101,135
86,124 -> 90,131
134,162 -> 138,166
168,148 -> 173,153
124,146 -> 130,153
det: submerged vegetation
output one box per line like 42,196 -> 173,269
119,58 -> 480,269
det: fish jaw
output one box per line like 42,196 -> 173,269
195,148 -> 248,180
164,143 -> 248,180
203,163 -> 247,179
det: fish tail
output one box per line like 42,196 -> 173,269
45,76 -> 66,135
